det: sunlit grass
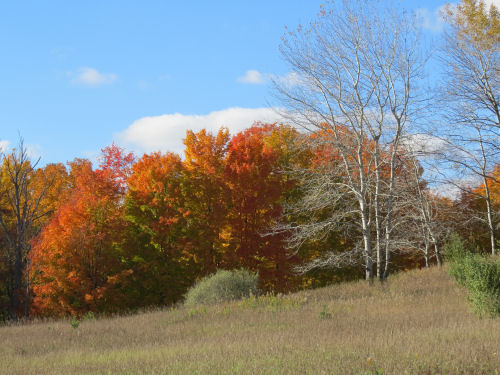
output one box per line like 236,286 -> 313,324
1,267 -> 499,374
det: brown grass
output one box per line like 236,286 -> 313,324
1,267 -> 499,374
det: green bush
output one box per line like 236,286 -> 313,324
444,234 -> 500,317
184,269 -> 259,307
461,255 -> 500,317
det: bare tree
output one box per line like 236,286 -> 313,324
440,0 -> 500,255
404,152 -> 446,266
273,0 -> 427,280
0,139 -> 51,319
275,136 -> 366,274
440,123 -> 499,254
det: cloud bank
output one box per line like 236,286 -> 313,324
116,107 -> 285,155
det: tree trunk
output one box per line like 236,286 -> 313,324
375,169 -> 384,281
361,201 -> 373,281
423,236 -> 430,268
8,248 -> 24,320
484,181 -> 497,256
383,160 -> 396,280
434,242 -> 442,266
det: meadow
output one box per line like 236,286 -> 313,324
1,267 -> 499,375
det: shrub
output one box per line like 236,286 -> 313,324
443,232 -> 468,285
461,255 -> 500,317
70,317 -> 80,329
184,269 -> 259,307
444,234 -> 500,317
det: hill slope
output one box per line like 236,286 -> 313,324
1,267 -> 499,374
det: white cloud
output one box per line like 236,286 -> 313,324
71,67 -> 117,87
237,70 -> 301,87
402,133 -> 449,157
272,72 -> 303,88
433,174 -> 483,199
0,140 -> 44,162
237,70 -> 266,84
432,182 -> 460,199
416,5 -> 447,33
25,143 -> 43,161
115,107 -> 285,155
0,140 -> 10,153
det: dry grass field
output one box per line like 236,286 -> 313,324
1,267 -> 499,374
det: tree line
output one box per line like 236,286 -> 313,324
0,0 -> 498,320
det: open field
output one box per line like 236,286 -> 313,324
1,267 -> 499,374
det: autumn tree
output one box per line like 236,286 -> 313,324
182,128 -> 230,275
223,124 -> 297,291
125,151 -> 195,306
0,139 -> 62,319
30,146 -> 134,316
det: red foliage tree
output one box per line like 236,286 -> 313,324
223,124 -> 297,291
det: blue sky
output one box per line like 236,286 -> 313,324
0,0 -> 493,165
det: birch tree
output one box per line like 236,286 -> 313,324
403,153 -> 446,266
441,0 -> 500,255
273,0 -> 427,280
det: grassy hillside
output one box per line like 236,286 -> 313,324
1,267 -> 499,375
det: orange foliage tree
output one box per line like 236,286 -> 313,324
125,151 -> 195,306
126,124 -> 300,296
182,128 -> 230,275
30,146 -> 134,317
